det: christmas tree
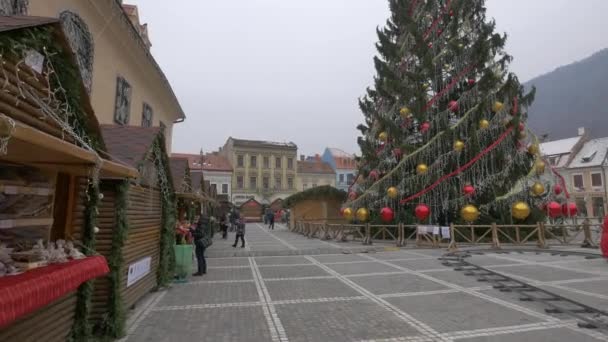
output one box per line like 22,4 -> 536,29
344,0 -> 570,225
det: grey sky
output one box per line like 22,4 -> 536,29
128,0 -> 608,156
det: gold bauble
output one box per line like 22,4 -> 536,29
399,107 -> 411,118
416,163 -> 429,175
535,160 -> 546,175
454,140 -> 465,152
378,132 -> 388,142
493,101 -> 504,112
528,144 -> 540,155
512,201 -> 531,220
461,204 -> 480,222
356,208 -> 370,222
518,131 -> 527,140
531,182 -> 545,196
387,186 -> 399,199
422,83 -> 430,90
343,208 -> 353,220
479,119 -> 490,129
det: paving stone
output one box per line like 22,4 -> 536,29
477,288 -> 574,321
350,273 -> 449,295
158,282 -> 259,306
207,257 -> 251,267
423,269 -> 487,288
539,285 -> 608,311
196,267 -> 254,281
312,254 -> 369,263
386,292 -> 542,333
387,258 -> 448,270
254,256 -> 311,265
466,255 -> 527,267
371,251 -> 430,260
265,278 -> 359,301
563,279 -> 608,296
456,327 -> 606,342
257,264 -> 330,279
128,306 -> 272,342
274,299 -> 421,342
326,261 -> 402,276
488,264 -> 595,282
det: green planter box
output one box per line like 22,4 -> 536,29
174,244 -> 193,282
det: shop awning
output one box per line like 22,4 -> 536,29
2,121 -> 139,179
0,256 -> 109,328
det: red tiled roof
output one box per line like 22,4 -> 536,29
171,152 -> 233,172
169,157 -> 190,192
335,156 -> 357,170
297,160 -> 335,174
101,125 -> 160,168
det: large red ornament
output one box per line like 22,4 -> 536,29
463,185 -> 475,196
467,78 -> 476,86
519,123 -> 525,131
554,184 -> 563,195
415,204 -> 430,221
562,202 -> 578,217
339,208 -> 345,216
420,122 -> 431,133
369,170 -> 380,181
448,100 -> 459,113
380,207 -> 395,223
547,201 -> 562,218
393,148 -> 403,160
349,192 -> 357,201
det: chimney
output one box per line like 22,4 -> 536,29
300,155 -> 305,161
315,154 -> 321,162
578,127 -> 586,136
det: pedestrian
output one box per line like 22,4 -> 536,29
269,211 -> 275,230
232,216 -> 246,248
190,215 -> 209,276
220,215 -> 228,239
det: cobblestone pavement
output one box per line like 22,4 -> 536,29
123,224 -> 608,342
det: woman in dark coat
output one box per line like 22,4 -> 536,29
190,215 -> 209,276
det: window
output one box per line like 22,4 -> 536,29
211,184 -> 217,193
221,183 -> 228,194
263,176 -> 269,190
249,176 -> 257,189
113,76 -> 132,125
303,183 -> 308,190
275,157 -> 282,168
141,103 -> 153,127
347,173 -> 355,184
339,174 -> 344,183
549,156 -> 558,166
236,176 -> 243,189
60,11 -> 94,93
287,177 -> 294,189
250,155 -> 257,168
575,197 -> 587,216
287,158 -> 294,170
592,197 -> 605,217
591,173 -> 603,187
263,156 -> 270,169
237,155 -> 244,167
573,174 -> 584,189
275,177 -> 282,190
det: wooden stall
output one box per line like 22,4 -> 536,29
285,186 -> 347,227
240,198 -> 263,222
0,17 -> 137,342
170,157 -> 198,222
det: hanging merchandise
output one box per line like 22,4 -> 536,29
416,163 -> 429,175
380,207 -> 395,223
547,201 -> 562,218
415,204 -> 431,221
343,208 -> 354,220
387,186 -> 399,199
461,204 -> 480,222
562,202 -> 578,217
530,182 -> 545,196
512,201 -> 531,220
454,140 -> 465,152
356,208 -> 370,222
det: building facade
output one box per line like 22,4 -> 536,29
321,148 -> 357,191
19,0 -> 185,152
296,156 -> 336,191
172,152 -> 233,200
221,138 -> 298,206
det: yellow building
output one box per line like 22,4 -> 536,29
296,156 -> 336,191
221,138 -> 298,206
13,0 -> 185,151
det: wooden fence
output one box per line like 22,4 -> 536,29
292,219 -> 603,250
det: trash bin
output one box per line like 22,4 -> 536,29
173,244 -> 193,282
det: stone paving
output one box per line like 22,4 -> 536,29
122,223 -> 608,342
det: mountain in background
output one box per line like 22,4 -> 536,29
525,48 -> 608,140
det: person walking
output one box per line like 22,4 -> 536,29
220,215 -> 228,239
190,215 -> 209,276
269,211 -> 275,230
232,216 -> 246,248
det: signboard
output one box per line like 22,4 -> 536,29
127,256 -> 151,287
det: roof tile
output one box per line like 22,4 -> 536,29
100,125 -> 160,168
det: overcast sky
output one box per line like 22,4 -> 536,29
127,0 -> 608,156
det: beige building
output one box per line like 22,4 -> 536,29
296,156 -> 336,191
221,138 -> 298,206
13,0 -> 185,152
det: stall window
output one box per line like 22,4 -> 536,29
141,103 -> 153,128
221,184 -> 228,194
113,76 -> 132,125
236,176 -> 243,189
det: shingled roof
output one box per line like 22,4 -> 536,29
297,160 -> 335,175
230,137 -> 297,150
172,152 -> 233,172
100,125 -> 160,168
169,157 -> 190,193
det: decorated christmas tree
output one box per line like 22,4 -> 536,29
343,0 -> 572,225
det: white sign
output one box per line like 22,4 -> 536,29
127,256 -> 151,287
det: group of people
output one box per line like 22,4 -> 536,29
264,208 -> 289,229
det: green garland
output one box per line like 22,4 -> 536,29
70,182 -> 100,342
285,186 -> 347,208
95,181 -> 130,338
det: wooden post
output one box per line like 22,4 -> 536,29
491,223 -> 500,249
364,223 -> 372,245
515,226 -> 521,245
447,223 -> 458,251
537,222 -> 547,249
581,219 -> 597,248
397,223 -> 404,247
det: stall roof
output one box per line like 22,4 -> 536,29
100,125 -> 161,168
169,157 -> 190,193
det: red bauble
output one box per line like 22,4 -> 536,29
519,123 -> 526,131
562,202 -> 578,217
467,78 -> 476,86
415,204 -> 431,221
339,208 -> 345,216
393,148 -> 403,159
380,207 -> 395,223
448,100 -> 459,113
420,122 -> 431,133
349,192 -> 357,201
369,170 -> 380,181
449,10 -> 454,17
463,185 -> 475,196
428,43 -> 433,48
554,184 -> 563,195
547,201 -> 562,218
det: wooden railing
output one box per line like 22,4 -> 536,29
292,219 -> 603,250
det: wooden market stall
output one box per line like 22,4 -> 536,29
170,156 -> 199,222
240,198 -> 263,222
0,16 -> 137,342
284,186 -> 347,227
